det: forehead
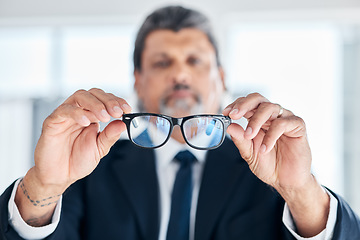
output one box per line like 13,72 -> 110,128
142,28 -> 216,57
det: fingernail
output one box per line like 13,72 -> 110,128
101,109 -> 110,120
122,103 -> 132,112
229,109 -> 238,116
113,106 -> 123,114
260,144 -> 267,153
245,127 -> 252,136
81,116 -> 90,126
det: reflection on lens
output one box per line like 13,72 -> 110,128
183,117 -> 224,149
130,116 -> 171,148
205,119 -> 216,136
132,118 -> 139,128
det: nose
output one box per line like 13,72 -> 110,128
169,62 -> 191,85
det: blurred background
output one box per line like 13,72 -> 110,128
1,0 -> 360,215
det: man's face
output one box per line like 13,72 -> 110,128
134,28 -> 225,118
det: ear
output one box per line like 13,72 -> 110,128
218,66 -> 226,91
134,70 -> 143,98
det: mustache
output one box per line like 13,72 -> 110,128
161,83 -> 201,105
173,84 -> 190,91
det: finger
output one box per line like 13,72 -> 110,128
97,120 -> 126,158
222,101 -> 238,116
65,90 -> 112,122
244,102 -> 281,140
226,123 -> 253,161
78,122 -> 101,151
225,93 -> 269,120
72,122 -> 102,171
260,116 -> 307,154
47,104 -> 99,128
88,88 -> 132,118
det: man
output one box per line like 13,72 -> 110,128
1,5 -> 359,240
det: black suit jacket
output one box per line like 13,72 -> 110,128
1,138 -> 360,239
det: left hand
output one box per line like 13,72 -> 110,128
224,92 -> 330,238
223,93 -> 313,193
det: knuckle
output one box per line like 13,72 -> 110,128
247,92 -> 262,99
66,90 -> 86,103
50,104 -> 66,117
248,116 -> 262,127
294,116 -> 306,126
42,115 -> 53,128
235,97 -> 244,102
73,106 -> 85,115
74,89 -> 87,96
247,92 -> 257,98
117,98 -> 127,104
93,104 -> 106,113
259,102 -> 272,109
271,103 -> 280,109
246,93 -> 255,99
106,99 -> 120,108
42,107 -> 65,128
59,102 -> 70,109
108,93 -> 117,98
274,118 -> 287,128
225,104 -> 233,109
88,88 -> 103,93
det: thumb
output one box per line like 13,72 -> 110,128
97,120 -> 126,158
227,123 -> 254,161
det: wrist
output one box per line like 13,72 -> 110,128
14,170 -> 66,227
25,167 -> 69,197
277,174 -> 328,207
277,175 -> 330,237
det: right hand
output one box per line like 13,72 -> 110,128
31,88 -> 131,192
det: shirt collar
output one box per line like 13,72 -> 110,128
154,136 -> 207,168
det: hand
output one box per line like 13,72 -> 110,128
15,88 -> 131,227
223,93 -> 330,237
32,88 -> 131,191
223,92 -> 312,194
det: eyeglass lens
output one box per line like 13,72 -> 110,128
129,115 -> 171,148
183,117 -> 224,149
128,115 -> 225,149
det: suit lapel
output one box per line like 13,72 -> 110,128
108,139 -> 244,240
111,143 -> 160,240
194,138 -> 244,240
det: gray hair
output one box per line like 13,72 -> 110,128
133,5 -> 221,71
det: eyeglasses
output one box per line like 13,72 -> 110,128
122,113 -> 232,150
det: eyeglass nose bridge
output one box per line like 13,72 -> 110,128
170,117 -> 184,126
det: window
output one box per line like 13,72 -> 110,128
62,25 -> 135,96
0,24 -> 135,193
0,27 -> 52,98
226,23 -> 343,194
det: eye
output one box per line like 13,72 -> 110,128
153,60 -> 171,68
188,56 -> 201,65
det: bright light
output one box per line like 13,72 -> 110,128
62,26 -> 135,96
226,23 -> 343,194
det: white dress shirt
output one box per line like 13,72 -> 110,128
8,137 -> 338,240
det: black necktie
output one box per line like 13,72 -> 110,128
166,150 -> 196,240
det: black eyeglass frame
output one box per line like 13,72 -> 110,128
122,113 -> 232,150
